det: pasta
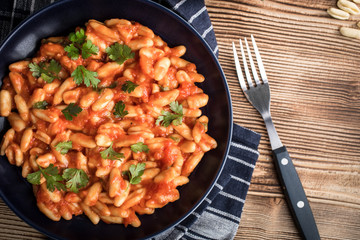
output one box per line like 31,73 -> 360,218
0,18 -> 217,227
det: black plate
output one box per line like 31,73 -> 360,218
0,0 -> 233,239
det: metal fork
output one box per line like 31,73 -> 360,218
232,36 -> 320,240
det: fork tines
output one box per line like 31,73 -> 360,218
232,35 -> 268,91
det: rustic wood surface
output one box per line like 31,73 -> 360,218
0,0 -> 359,239
206,0 -> 360,239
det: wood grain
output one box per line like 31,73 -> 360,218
0,0 -> 359,239
204,0 -> 360,239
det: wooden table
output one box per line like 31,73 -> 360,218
0,0 -> 359,239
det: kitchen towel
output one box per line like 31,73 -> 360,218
0,0 -> 261,239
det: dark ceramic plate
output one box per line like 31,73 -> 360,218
0,0 -> 232,239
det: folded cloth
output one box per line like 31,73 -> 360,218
154,124 -> 260,240
0,1 -> 261,239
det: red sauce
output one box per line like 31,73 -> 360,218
0,18 -> 216,227
162,141 -> 177,168
123,210 -> 137,227
176,81 -> 201,101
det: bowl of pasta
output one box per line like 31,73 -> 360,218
0,0 -> 232,239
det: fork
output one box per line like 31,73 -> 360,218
232,36 -> 320,240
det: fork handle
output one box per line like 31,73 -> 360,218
273,146 -> 320,240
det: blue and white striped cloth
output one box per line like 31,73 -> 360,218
154,124 -> 260,240
0,1 -> 261,239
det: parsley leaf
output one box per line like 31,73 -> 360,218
156,101 -> 183,127
62,168 -> 89,193
26,164 -> 66,192
29,63 -> 42,78
106,43 -> 134,65
64,44 -> 80,60
50,180 -> 67,193
55,141 -> 72,154
100,142 -> 124,161
65,29 -> 98,60
69,28 -> 86,45
160,86 -> 169,92
33,101 -> 48,109
29,59 -> 61,83
47,59 -> 62,73
131,142 -> 149,153
107,82 -> 118,89
71,65 -> 100,88
82,40 -> 99,59
170,101 -> 183,114
26,171 -> 41,185
113,101 -> 128,118
62,103 -> 82,120
170,136 -> 180,143
121,81 -> 138,93
124,163 -> 146,185
156,111 -> 178,127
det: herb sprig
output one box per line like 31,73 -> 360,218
33,101 -> 48,109
123,163 -> 146,185
64,29 -> 99,60
122,81 -> 138,93
71,65 -> 100,88
55,141 -> 72,154
29,59 -> 61,83
100,142 -> 124,161
156,101 -> 183,127
26,164 -> 89,193
131,142 -> 149,153
113,101 -> 128,118
106,43 -> 134,65
62,103 -> 82,121
62,168 -> 89,193
27,164 -> 66,192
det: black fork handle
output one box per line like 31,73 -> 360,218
273,146 -> 321,240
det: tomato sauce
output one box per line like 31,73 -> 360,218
0,18 -> 217,227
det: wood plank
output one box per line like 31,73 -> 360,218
205,0 -> 360,239
0,199 -> 45,239
237,194 -> 360,240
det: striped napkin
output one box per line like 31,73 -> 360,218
0,0 -> 261,239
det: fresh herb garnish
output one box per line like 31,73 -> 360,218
64,44 -> 80,60
105,43 -> 134,65
100,142 -> 124,161
55,141 -> 72,154
113,101 -> 128,118
130,142 -> 149,153
107,82 -> 117,89
62,168 -> 89,193
159,86 -> 169,92
29,59 -> 61,83
170,136 -> 180,143
71,65 -> 100,88
26,164 -> 66,192
62,103 -> 82,121
26,164 -> 89,193
121,81 -> 138,93
69,29 -> 86,44
33,101 -> 48,109
156,101 -> 183,127
124,163 -> 146,185
64,29 -> 98,60
81,40 -> 99,59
